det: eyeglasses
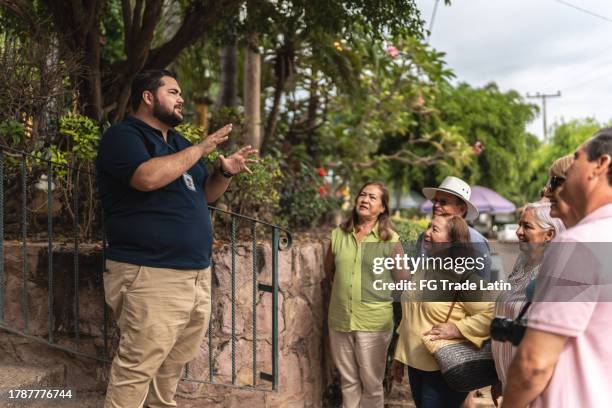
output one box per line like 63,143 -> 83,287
431,198 -> 461,207
546,176 -> 565,193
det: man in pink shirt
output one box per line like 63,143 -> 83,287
503,128 -> 612,408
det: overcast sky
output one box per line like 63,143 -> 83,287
415,0 -> 612,140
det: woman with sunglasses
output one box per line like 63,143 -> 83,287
542,154 -> 580,228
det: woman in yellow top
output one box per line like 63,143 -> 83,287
325,181 -> 403,408
392,215 -> 494,408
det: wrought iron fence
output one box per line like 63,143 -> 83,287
0,146 -> 292,391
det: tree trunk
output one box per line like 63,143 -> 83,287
261,66 -> 287,155
305,77 -> 319,159
243,35 -> 262,151
83,24 -> 103,122
194,99 -> 210,131
217,40 -> 238,108
261,45 -> 293,155
33,0 -> 242,124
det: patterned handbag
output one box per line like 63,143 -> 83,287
422,301 -> 498,392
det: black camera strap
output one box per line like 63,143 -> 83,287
516,301 -> 531,321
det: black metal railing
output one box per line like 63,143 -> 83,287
0,146 -> 292,391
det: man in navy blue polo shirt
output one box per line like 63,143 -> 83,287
97,69 -> 257,408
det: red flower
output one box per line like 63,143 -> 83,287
318,186 -> 328,197
316,167 -> 327,177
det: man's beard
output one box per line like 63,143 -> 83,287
152,99 -> 183,128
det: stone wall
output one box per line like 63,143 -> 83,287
2,242 -> 106,340
178,239 -> 336,407
0,239 -> 337,407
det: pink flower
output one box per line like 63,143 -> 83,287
386,45 -> 399,58
473,140 -> 485,156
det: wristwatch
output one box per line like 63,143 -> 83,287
220,166 -> 234,178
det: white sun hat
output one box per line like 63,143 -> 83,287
422,176 -> 479,221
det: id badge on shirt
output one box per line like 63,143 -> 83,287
182,172 -> 196,191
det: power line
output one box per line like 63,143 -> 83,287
562,67 -> 612,91
554,0 -> 612,24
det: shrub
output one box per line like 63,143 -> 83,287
278,163 -> 339,229
392,216 -> 429,242
223,154 -> 284,219
175,123 -> 206,145
31,145 -> 69,178
60,113 -> 100,163
0,119 -> 26,147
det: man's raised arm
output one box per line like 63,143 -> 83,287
130,124 -> 232,192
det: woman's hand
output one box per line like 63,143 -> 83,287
391,360 -> 404,383
422,322 -> 464,340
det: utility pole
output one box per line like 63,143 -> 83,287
527,91 -> 561,141
427,0 -> 441,42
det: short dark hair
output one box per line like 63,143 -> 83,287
129,69 -> 178,112
585,128 -> 612,186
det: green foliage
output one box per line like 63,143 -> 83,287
31,145 -> 69,178
0,119 -> 26,147
236,0 -> 425,47
176,123 -> 206,145
392,216 -> 429,242
172,38 -> 216,104
100,0 -> 126,64
229,155 -> 284,218
177,108 -> 246,147
524,118 -> 603,200
208,107 -> 246,146
318,32 -> 471,194
434,82 -> 540,204
60,113 -> 101,162
278,163 -> 338,229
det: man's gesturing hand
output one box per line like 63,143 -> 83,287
219,145 -> 259,175
199,124 -> 233,156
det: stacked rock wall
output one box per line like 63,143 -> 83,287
0,240 -> 336,407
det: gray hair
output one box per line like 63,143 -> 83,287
523,201 -> 565,237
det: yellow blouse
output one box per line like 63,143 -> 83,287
394,269 -> 494,371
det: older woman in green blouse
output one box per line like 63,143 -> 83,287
324,181 -> 403,408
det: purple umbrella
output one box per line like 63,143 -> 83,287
420,185 -> 516,215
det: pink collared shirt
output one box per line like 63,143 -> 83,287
526,203 -> 612,408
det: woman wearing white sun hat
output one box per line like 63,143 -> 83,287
395,177 -> 493,408
419,176 -> 490,277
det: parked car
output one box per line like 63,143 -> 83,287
496,223 -> 519,242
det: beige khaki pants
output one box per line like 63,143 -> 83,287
329,328 -> 393,408
103,260 -> 211,408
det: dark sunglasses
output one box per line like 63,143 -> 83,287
431,198 -> 461,207
547,176 -> 565,192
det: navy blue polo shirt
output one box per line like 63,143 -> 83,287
96,116 -> 213,269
